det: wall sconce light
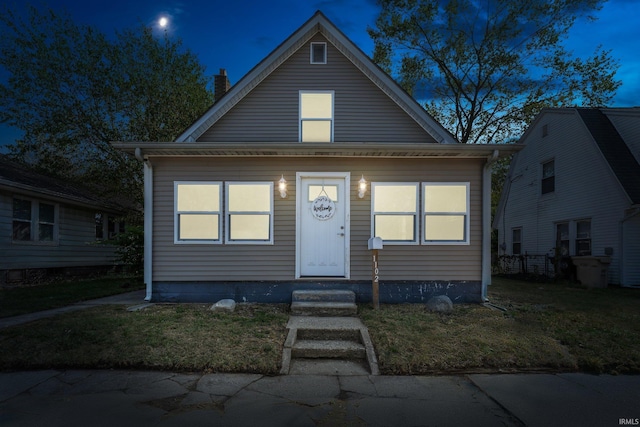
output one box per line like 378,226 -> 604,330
358,175 -> 367,199
278,175 -> 287,198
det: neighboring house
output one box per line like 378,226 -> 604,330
113,12 -> 521,303
493,107 -> 640,287
0,155 -> 130,285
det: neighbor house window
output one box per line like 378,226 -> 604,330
423,183 -> 470,244
542,160 -> 555,194
371,183 -> 418,244
555,222 -> 569,256
225,182 -> 273,244
174,182 -> 222,243
310,42 -> 327,64
576,220 -> 591,255
95,213 -> 104,239
512,228 -> 522,255
12,198 -> 57,243
300,91 -> 333,142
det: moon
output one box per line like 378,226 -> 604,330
159,16 -> 168,28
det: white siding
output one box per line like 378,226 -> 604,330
622,214 -> 640,286
497,110 -> 633,284
151,157 -> 483,282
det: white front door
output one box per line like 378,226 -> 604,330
297,173 -> 349,277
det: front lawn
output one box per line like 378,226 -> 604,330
360,277 -> 640,375
2,276 -> 638,375
0,276 -> 144,318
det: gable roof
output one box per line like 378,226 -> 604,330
577,108 -> 640,205
175,11 -> 457,145
0,155 -> 130,212
493,107 -> 640,228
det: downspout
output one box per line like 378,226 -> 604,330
135,148 -> 153,302
482,150 -> 499,301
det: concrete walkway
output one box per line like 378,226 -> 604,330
1,370 -> 639,426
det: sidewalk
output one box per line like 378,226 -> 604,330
1,369 -> 639,426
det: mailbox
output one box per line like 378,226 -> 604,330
368,236 -> 383,250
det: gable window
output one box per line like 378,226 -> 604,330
371,183 -> 418,244
226,182 -> 273,244
423,183 -> 469,244
12,198 -> 57,243
310,42 -> 327,64
542,160 -> 555,194
512,228 -> 522,255
576,220 -> 591,256
300,91 -> 333,142
174,182 -> 222,243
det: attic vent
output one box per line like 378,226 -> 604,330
310,42 -> 327,64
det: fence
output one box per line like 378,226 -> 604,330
492,253 -> 556,279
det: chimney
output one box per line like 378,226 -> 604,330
214,68 -> 231,102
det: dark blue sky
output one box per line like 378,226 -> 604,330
1,0 -> 638,148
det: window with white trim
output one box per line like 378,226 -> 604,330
422,183 -> 470,244
371,183 -> 418,244
300,91 -> 333,142
174,182 -> 221,243
225,182 -> 273,244
512,227 -> 522,255
310,42 -> 327,64
12,198 -> 58,243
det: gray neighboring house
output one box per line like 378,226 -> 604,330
0,155 -> 130,285
114,11 -> 521,304
493,107 -> 640,287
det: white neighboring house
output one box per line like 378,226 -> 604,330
493,107 -> 640,287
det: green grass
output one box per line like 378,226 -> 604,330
0,303 -> 289,374
361,277 -> 640,375
2,275 -> 638,375
0,276 -> 144,318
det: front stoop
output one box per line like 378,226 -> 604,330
290,290 -> 357,316
281,316 -> 379,376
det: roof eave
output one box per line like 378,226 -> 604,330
112,142 -> 523,159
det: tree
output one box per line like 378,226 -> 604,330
0,5 -> 214,200
369,0 -> 621,144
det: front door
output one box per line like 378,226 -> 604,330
297,173 -> 349,277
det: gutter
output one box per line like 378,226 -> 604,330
482,150 -> 499,301
135,148 -> 153,302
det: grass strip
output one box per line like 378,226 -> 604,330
0,276 -> 144,318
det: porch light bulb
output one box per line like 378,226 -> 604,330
358,175 -> 367,198
279,175 -> 287,198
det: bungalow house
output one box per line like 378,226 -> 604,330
113,11 -> 521,303
0,155 -> 130,285
493,108 -> 640,287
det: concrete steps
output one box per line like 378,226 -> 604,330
292,339 -> 366,359
282,291 -> 378,375
290,290 -> 357,316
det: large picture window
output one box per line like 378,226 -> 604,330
174,182 -> 221,243
371,183 -> 418,244
226,182 -> 273,244
423,183 -> 470,244
300,91 -> 333,142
